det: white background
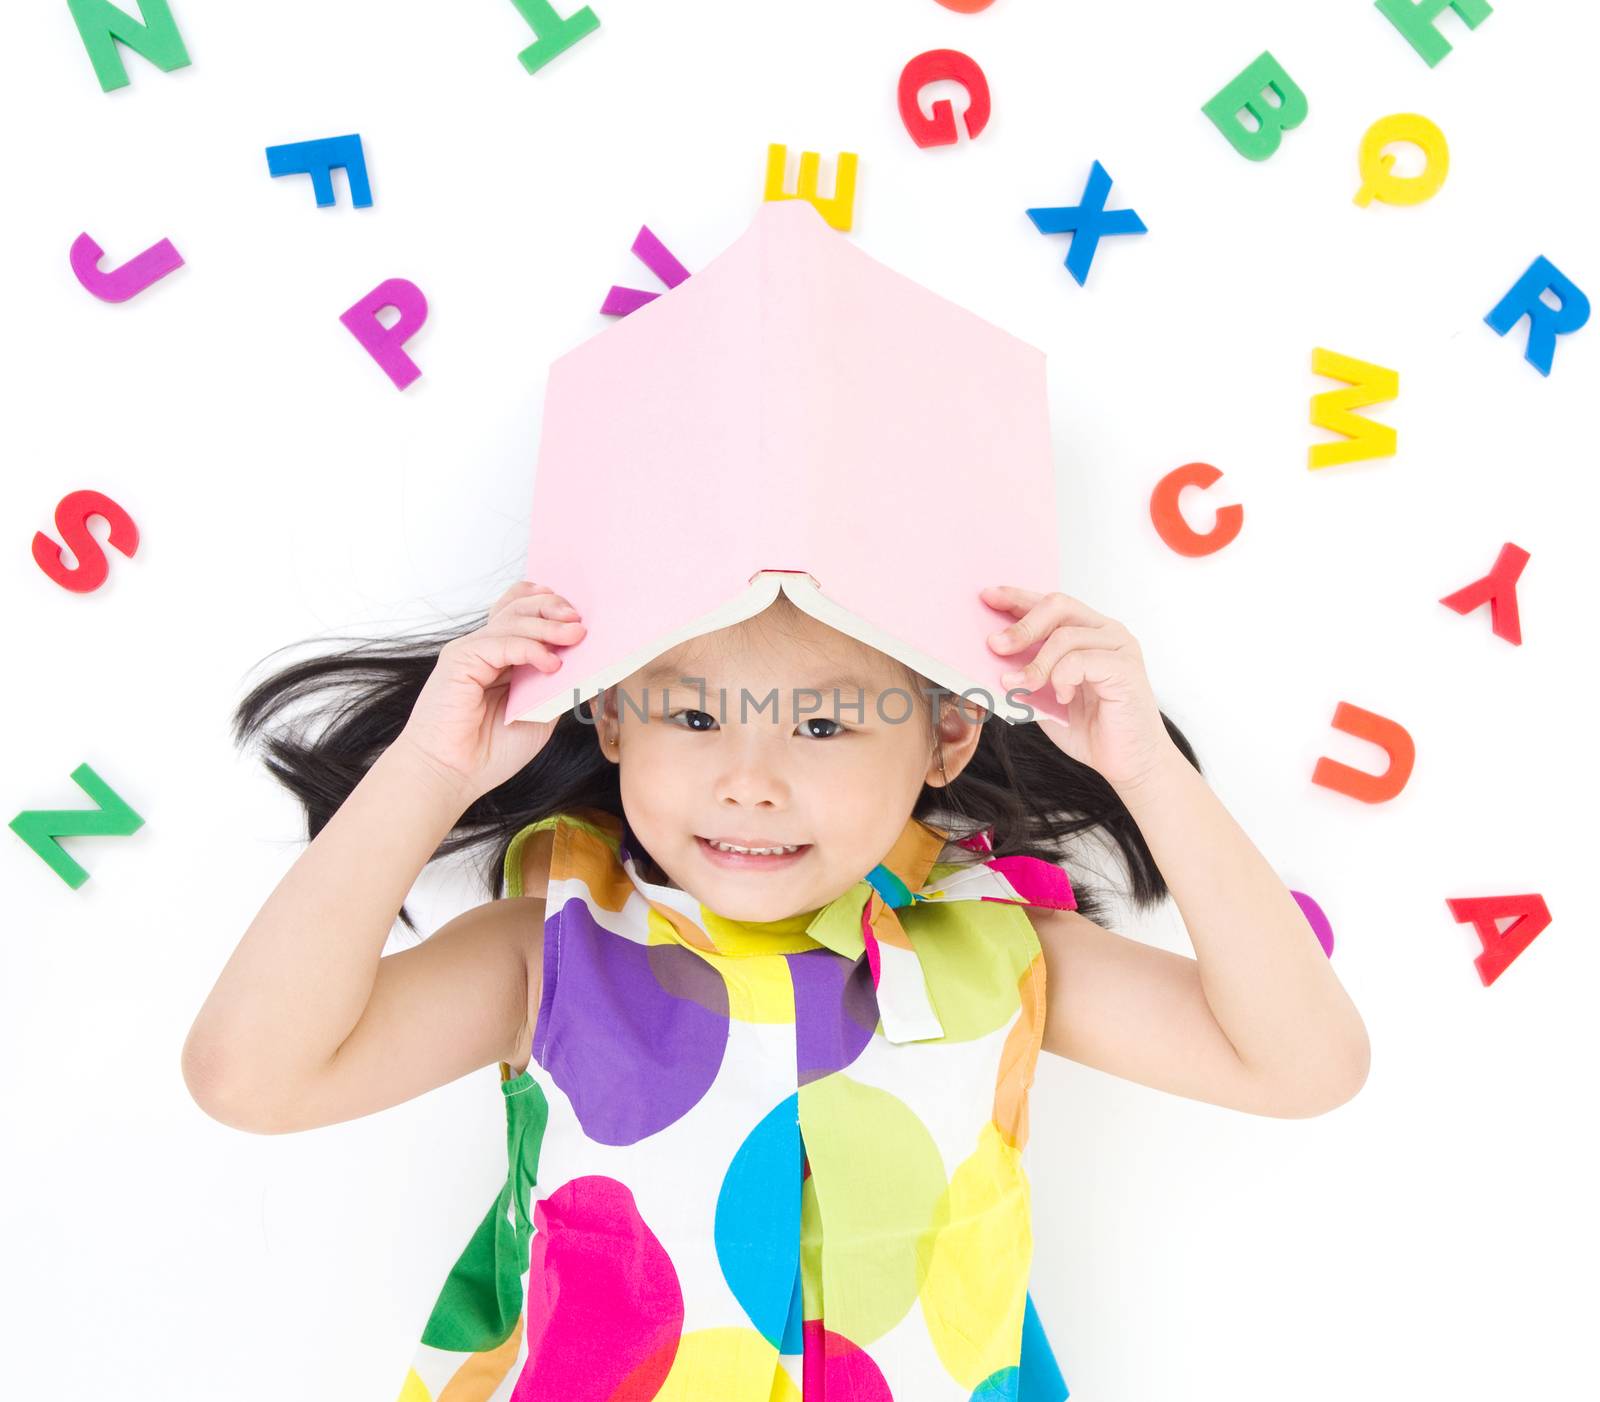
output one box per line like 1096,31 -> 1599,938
2,1 -> 1596,1398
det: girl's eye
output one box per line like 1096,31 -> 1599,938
665,710 -> 847,739
667,709 -> 717,732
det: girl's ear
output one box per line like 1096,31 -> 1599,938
928,697 -> 986,786
940,692 -> 990,739
595,686 -> 621,757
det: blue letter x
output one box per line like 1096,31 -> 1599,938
1026,161 -> 1147,286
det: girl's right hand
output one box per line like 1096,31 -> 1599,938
393,580 -> 586,804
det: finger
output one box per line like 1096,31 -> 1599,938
982,585 -> 1110,631
483,612 -> 587,650
444,629 -> 568,684
504,591 -> 580,620
999,625 -> 1122,692
489,579 -> 555,618
980,584 -> 1043,615
986,593 -> 1075,654
1046,646 -> 1130,701
483,598 -> 579,629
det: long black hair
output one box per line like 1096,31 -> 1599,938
233,597 -> 1204,935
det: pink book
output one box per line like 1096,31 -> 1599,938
504,198 -> 1070,729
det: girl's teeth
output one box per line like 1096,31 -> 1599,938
710,841 -> 799,855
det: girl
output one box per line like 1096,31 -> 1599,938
183,577 -> 1370,1402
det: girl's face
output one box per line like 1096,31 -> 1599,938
594,603 -> 982,922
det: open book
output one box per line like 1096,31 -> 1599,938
504,197 -> 1070,730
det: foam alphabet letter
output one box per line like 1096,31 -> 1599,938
1201,51 -> 1308,161
1149,462 -> 1243,557
69,231 -> 184,302
1354,113 -> 1449,207
340,278 -> 429,390
1312,702 -> 1414,803
505,0 -> 601,75
1374,0 -> 1492,67
1025,161 -> 1147,287
67,0 -> 191,93
1439,541 -> 1528,644
1484,255 -> 1590,377
1445,892 -> 1548,986
266,134 -> 373,208
763,144 -> 859,232
601,225 -> 692,317
899,50 -> 991,148
9,763 -> 145,889
1309,348 -> 1398,469
32,490 -> 140,593
1291,890 -> 1335,958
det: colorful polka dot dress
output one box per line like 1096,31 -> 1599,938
395,805 -> 1078,1401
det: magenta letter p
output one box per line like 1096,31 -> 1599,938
340,278 -> 428,390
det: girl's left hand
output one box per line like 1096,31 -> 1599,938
981,585 -> 1177,792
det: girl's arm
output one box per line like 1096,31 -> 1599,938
182,580 -> 586,1133
978,585 -> 1370,1117
1036,743 -> 1371,1117
181,743 -> 530,1133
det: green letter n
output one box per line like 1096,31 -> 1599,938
67,0 -> 192,93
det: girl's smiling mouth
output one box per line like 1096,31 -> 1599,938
696,835 -> 811,868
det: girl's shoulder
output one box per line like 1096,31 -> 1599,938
504,807 -> 622,901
